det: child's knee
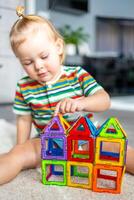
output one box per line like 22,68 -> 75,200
18,141 -> 40,168
10,144 -> 24,156
9,140 -> 41,169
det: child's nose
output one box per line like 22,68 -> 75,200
35,60 -> 44,71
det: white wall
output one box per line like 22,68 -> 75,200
91,0 -> 134,19
0,0 -> 25,103
36,0 -> 134,53
90,0 -> 134,52
39,0 -> 134,53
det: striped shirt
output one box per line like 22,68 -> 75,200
13,66 -> 102,133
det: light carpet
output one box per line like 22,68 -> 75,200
0,119 -> 134,200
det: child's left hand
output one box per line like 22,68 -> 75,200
54,97 -> 85,116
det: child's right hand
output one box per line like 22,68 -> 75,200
54,97 -> 85,116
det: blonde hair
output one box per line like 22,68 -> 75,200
10,6 -> 65,63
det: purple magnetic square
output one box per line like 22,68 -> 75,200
41,135 -> 67,160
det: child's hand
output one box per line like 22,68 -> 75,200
54,97 -> 85,116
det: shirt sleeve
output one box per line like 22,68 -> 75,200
77,66 -> 103,96
13,82 -> 32,115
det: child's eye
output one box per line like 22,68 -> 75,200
41,54 -> 49,59
23,61 -> 33,66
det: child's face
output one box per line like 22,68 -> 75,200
16,30 -> 63,84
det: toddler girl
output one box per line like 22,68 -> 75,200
0,6 -> 134,185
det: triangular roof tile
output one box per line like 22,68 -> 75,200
68,116 -> 95,137
97,117 -> 127,139
43,115 -> 69,136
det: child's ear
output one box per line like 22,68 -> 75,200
56,39 -> 64,55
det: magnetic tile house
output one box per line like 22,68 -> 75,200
41,115 -> 70,161
93,117 -> 127,193
41,114 -> 127,194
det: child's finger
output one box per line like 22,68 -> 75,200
70,103 -> 77,113
54,101 -> 61,116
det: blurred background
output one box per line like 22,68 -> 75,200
0,0 -> 134,145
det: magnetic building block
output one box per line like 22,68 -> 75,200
42,159 -> 67,186
95,117 -> 127,166
92,164 -> 125,193
41,115 -> 70,160
67,161 -> 93,189
41,114 -> 127,194
67,117 -> 96,163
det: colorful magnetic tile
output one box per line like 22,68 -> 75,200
85,117 -> 97,137
97,117 -> 126,139
58,114 -> 70,132
95,137 -> 126,166
42,160 -> 67,186
68,116 -> 94,137
67,136 -> 94,162
92,164 -> 124,193
41,136 -> 67,160
43,116 -> 65,135
67,161 -> 93,189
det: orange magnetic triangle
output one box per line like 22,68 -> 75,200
115,118 -> 127,138
58,114 -> 70,131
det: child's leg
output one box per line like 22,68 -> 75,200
126,145 -> 134,174
0,138 -> 41,185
